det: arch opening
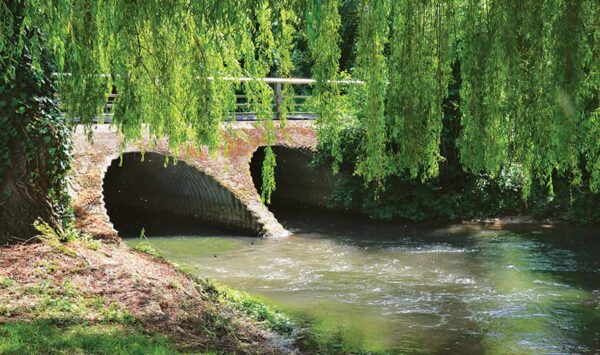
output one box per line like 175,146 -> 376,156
250,146 -> 337,221
103,152 -> 260,237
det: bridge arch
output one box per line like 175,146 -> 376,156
103,152 -> 260,237
249,146 -> 336,213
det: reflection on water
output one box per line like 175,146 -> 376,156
125,216 -> 600,354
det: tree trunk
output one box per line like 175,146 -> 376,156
0,1 -> 71,245
0,158 -> 62,245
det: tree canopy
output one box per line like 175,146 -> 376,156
1,0 -> 599,199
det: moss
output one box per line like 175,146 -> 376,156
0,305 -> 18,317
33,220 -> 77,257
167,279 -> 182,290
81,234 -> 102,250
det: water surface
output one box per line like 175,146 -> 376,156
126,216 -> 600,354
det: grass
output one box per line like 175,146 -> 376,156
204,280 -> 294,334
0,228 -> 299,354
131,228 -> 166,260
0,276 -> 14,289
0,247 -> 193,354
0,254 -> 179,353
132,242 -> 164,259
0,321 -> 180,355
3,275 -> 134,324
33,219 -> 101,255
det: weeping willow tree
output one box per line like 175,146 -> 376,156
1,0 -> 599,240
354,0 -> 599,198
386,0 -> 455,182
458,0 -> 599,198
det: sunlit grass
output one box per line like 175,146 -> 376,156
203,279 -> 294,334
0,321 -> 180,355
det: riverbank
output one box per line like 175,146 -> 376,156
0,234 -> 296,354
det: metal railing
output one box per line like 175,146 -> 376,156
233,78 -> 315,121
64,77 -> 363,123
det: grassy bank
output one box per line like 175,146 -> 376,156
0,321 -> 178,354
0,232 -> 295,354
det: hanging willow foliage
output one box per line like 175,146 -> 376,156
8,0 -> 296,203
306,0 -> 345,171
354,0 -> 388,184
458,0 -> 599,197
457,0 -> 509,176
1,0 -> 599,205
387,0 -> 455,181
585,1 -> 600,192
274,0 -> 297,124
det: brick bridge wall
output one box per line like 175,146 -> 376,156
70,121 -> 317,240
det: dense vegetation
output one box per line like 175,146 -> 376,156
310,1 -> 600,223
1,0 -> 599,238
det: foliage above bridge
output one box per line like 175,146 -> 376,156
1,0 -> 599,198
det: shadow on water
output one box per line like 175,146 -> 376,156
107,209 -> 246,238
102,152 -> 258,238
277,207 -> 600,276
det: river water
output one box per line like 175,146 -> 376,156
125,214 -> 600,354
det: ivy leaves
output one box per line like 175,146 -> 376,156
0,16 -> 72,223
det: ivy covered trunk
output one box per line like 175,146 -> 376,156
0,2 -> 72,244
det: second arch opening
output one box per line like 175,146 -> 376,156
249,146 -> 337,220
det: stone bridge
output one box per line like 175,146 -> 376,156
70,121 -> 337,240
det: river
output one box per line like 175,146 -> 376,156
125,213 -> 600,354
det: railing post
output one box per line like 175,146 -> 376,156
274,82 -> 282,120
